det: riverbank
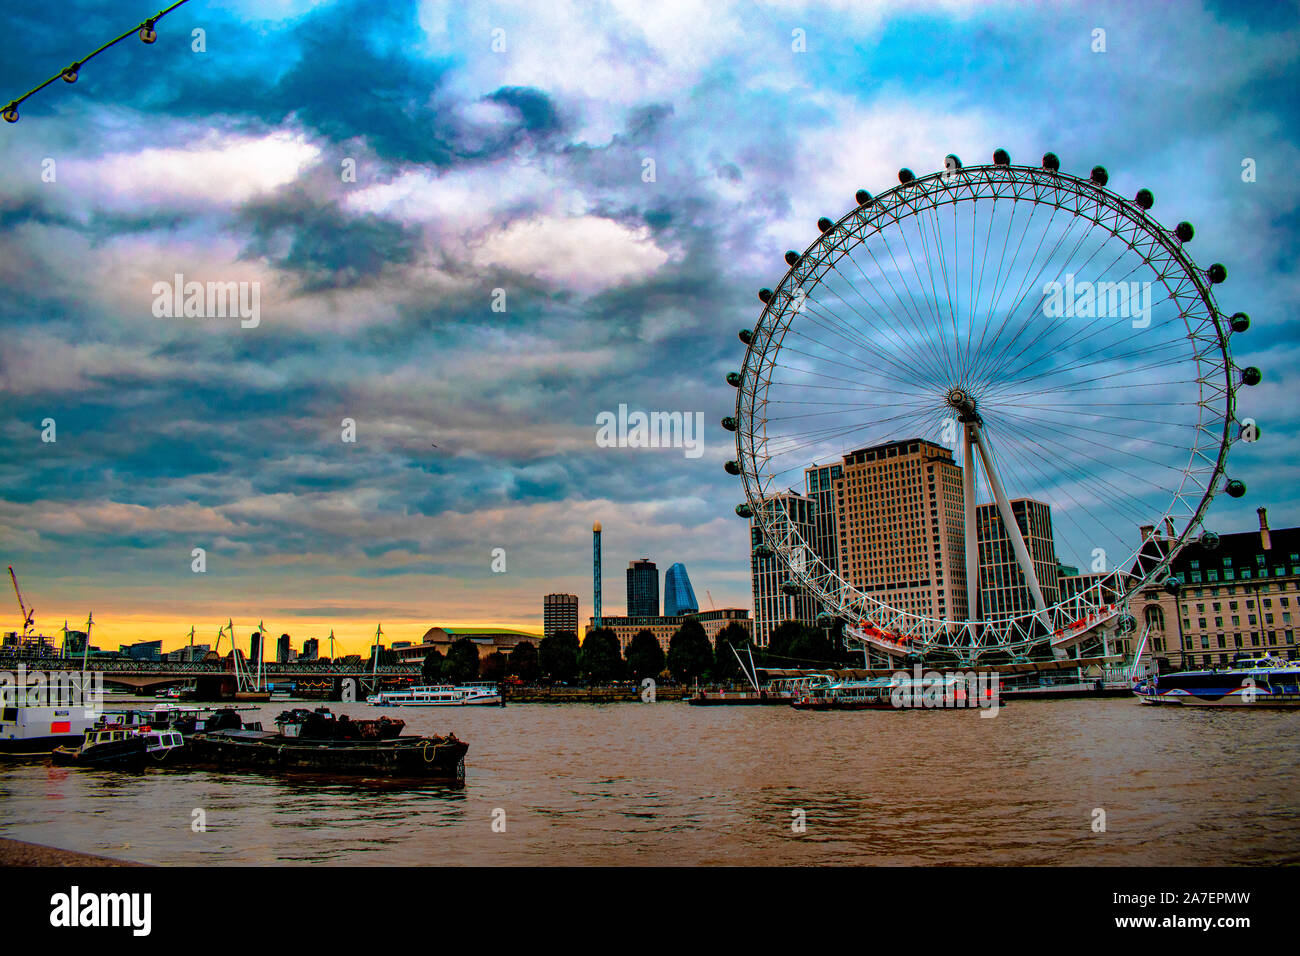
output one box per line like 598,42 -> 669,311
0,837 -> 143,867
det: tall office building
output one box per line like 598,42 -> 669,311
751,490 -> 820,647
663,563 -> 699,616
833,438 -> 969,623
974,498 -> 1060,618
301,638 -> 319,661
804,462 -> 843,575
543,593 -> 580,637
627,559 -> 659,617
249,631 -> 263,663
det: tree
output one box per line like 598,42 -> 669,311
712,622 -> 755,682
666,619 -> 712,683
442,638 -> 480,684
421,649 -> 445,681
508,640 -> 540,683
625,629 -> 666,682
763,620 -> 805,667
480,651 -> 508,682
787,624 -> 836,668
579,628 -> 624,684
539,630 -> 580,684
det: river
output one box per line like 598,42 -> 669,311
1,698 -> 1297,865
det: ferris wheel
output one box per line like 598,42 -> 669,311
724,149 -> 1260,665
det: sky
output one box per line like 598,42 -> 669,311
0,0 -> 1297,655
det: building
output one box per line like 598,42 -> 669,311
249,631 -> 263,663
751,490 -> 820,648
543,593 -> 580,637
627,559 -> 659,617
119,640 -> 162,662
164,643 -> 210,663
276,634 -> 292,664
974,498 -> 1060,618
663,564 -> 699,616
586,608 -> 752,653
593,522 -> 603,627
833,438 -> 969,623
805,462 -> 843,576
393,626 -> 540,664
1137,508 -> 1299,670
301,638 -> 319,661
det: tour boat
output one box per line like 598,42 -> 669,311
366,683 -> 502,707
1134,654 -> 1300,707
0,703 -> 100,755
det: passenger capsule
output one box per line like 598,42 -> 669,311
1134,188 -> 1154,210
1241,366 -> 1261,386
1230,312 -> 1250,333
785,250 -> 801,266
1199,530 -> 1221,551
725,371 -> 743,387
780,580 -> 801,595
1041,152 -> 1060,171
1162,575 -> 1182,595
738,328 -> 754,344
721,416 -> 738,431
817,217 -> 834,233
993,148 -> 1011,166
1207,263 -> 1227,284
898,168 -> 915,184
944,154 -> 962,173
1175,221 -> 1195,243
1225,479 -> 1247,498
758,288 -> 773,303
753,544 -> 773,559
724,460 -> 741,476
735,503 -> 753,518
855,189 -> 872,206
1090,166 -> 1109,186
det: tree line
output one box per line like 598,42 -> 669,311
420,619 -> 862,686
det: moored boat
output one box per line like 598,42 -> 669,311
185,727 -> 468,781
1134,654 -> 1300,707
51,725 -> 148,769
0,703 -> 100,755
367,683 -> 502,707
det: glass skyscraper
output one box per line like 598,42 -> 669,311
663,562 -> 699,616
626,558 -> 659,617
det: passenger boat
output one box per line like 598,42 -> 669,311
1134,654 -> 1300,707
0,703 -> 100,755
791,676 -> 897,710
186,711 -> 468,781
367,683 -> 502,707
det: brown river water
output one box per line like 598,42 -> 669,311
1,698 -> 1297,865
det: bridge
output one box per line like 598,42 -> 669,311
0,654 -> 424,699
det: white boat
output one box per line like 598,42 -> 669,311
0,703 -> 100,754
1135,654 -> 1300,707
367,683 -> 502,707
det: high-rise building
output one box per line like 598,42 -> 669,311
974,498 -> 1060,618
249,631 -> 263,663
544,593 -> 580,637
276,633 -> 292,664
301,638 -> 319,661
804,463 -> 843,575
833,438 -> 969,623
663,563 -> 699,616
751,490 -> 820,647
627,559 -> 659,617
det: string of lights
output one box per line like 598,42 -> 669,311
2,0 -> 193,124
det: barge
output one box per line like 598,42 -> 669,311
185,708 -> 467,781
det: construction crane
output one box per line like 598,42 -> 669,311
7,566 -> 35,636
706,589 -> 717,611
